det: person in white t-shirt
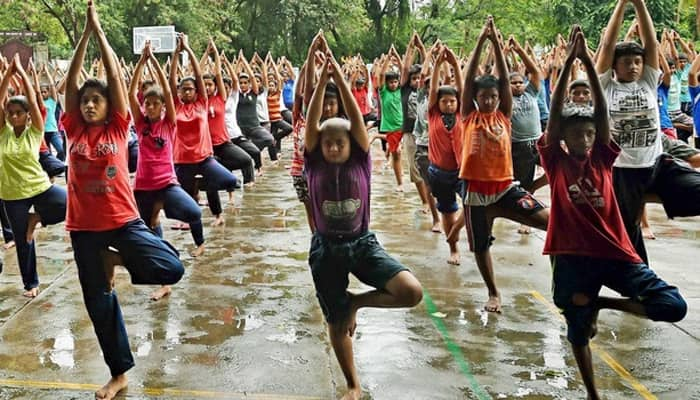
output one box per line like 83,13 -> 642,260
597,0 -> 700,264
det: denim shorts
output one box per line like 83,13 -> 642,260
552,254 -> 687,346
427,164 -> 464,213
308,231 -> 408,323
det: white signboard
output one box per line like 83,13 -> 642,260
133,26 -> 176,54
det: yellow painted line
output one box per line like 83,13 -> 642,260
529,290 -> 658,400
0,378 -> 322,399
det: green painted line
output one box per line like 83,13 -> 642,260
422,290 -> 492,400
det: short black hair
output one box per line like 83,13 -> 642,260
202,73 -> 216,81
178,76 -> 196,89
143,86 -> 165,102
6,95 -> 29,112
437,85 -> 458,100
568,79 -> 590,91
408,64 -> 422,78
474,75 -> 500,92
613,41 -> 645,65
385,71 -> 400,82
78,79 -> 109,103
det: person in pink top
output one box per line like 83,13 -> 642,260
129,41 -> 206,300
169,33 -> 238,227
62,3 -> 183,399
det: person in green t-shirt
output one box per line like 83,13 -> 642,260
0,54 -> 66,298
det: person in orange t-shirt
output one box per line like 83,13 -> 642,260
426,45 -> 464,266
62,3 -> 184,399
451,17 -> 549,314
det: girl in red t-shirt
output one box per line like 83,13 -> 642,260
62,3 -> 184,399
169,34 -> 238,227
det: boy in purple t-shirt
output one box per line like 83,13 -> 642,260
304,46 -> 423,400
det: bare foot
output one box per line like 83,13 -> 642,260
23,287 -> 38,298
345,293 -> 359,337
256,168 -> 264,177
171,222 -> 190,230
190,243 -> 205,257
447,251 -> 460,265
102,249 -> 122,291
95,374 -> 128,400
420,204 -> 429,214
3,240 -> 15,250
228,191 -> 235,205
642,226 -> 656,240
431,222 -> 442,233
340,387 -> 362,400
26,213 -> 42,243
395,185 -> 404,192
517,225 -> 531,235
150,286 -> 172,301
150,200 -> 164,230
484,295 -> 502,313
269,160 -> 280,167
212,215 -> 224,227
244,182 -> 255,188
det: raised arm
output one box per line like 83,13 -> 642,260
169,35 -> 182,99
0,60 -> 17,124
462,20 -> 490,117
149,53 -> 176,124
128,45 -> 149,126
181,35 -> 206,101
510,36 -> 541,92
88,2 -> 126,116
429,47 -> 446,109
688,49 -> 700,86
13,56 -> 44,132
304,60 -> 330,152
239,52 -> 258,94
596,0 -> 628,73
65,4 -> 93,114
222,54 -> 239,93
209,39 -> 227,99
630,0 -> 658,69
546,28 -> 579,144
328,52 -> 368,152
400,35 -> 416,86
658,51 -> 672,87
489,20 -> 512,117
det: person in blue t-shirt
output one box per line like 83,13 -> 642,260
39,71 -> 65,161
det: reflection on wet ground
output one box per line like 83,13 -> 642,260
0,143 -> 699,399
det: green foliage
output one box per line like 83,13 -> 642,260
2,0 -> 699,64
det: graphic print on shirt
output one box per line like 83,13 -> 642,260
568,177 -> 605,208
70,141 -> 120,194
319,172 -> 362,229
609,87 -> 658,149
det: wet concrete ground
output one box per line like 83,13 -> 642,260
0,142 -> 699,399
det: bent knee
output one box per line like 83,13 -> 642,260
647,294 -> 687,323
396,279 -> 423,306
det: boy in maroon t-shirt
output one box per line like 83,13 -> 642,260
539,28 -> 686,400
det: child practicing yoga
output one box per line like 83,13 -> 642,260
304,44 -> 423,400
542,27 -> 687,400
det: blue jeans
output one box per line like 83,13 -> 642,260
175,157 -> 238,216
44,131 -> 65,161
134,185 -> 204,246
552,254 -> 687,346
4,185 -> 66,290
0,200 -> 13,243
71,219 -> 184,376
427,164 -> 464,213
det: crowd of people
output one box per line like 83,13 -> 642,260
0,0 -> 698,399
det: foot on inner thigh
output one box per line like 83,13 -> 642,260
95,374 -> 128,400
190,243 -> 205,257
150,285 -> 172,301
26,213 -> 42,243
23,287 -> 38,298
345,292 -> 359,337
102,249 -> 122,291
484,295 -> 502,313
3,240 -> 15,250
